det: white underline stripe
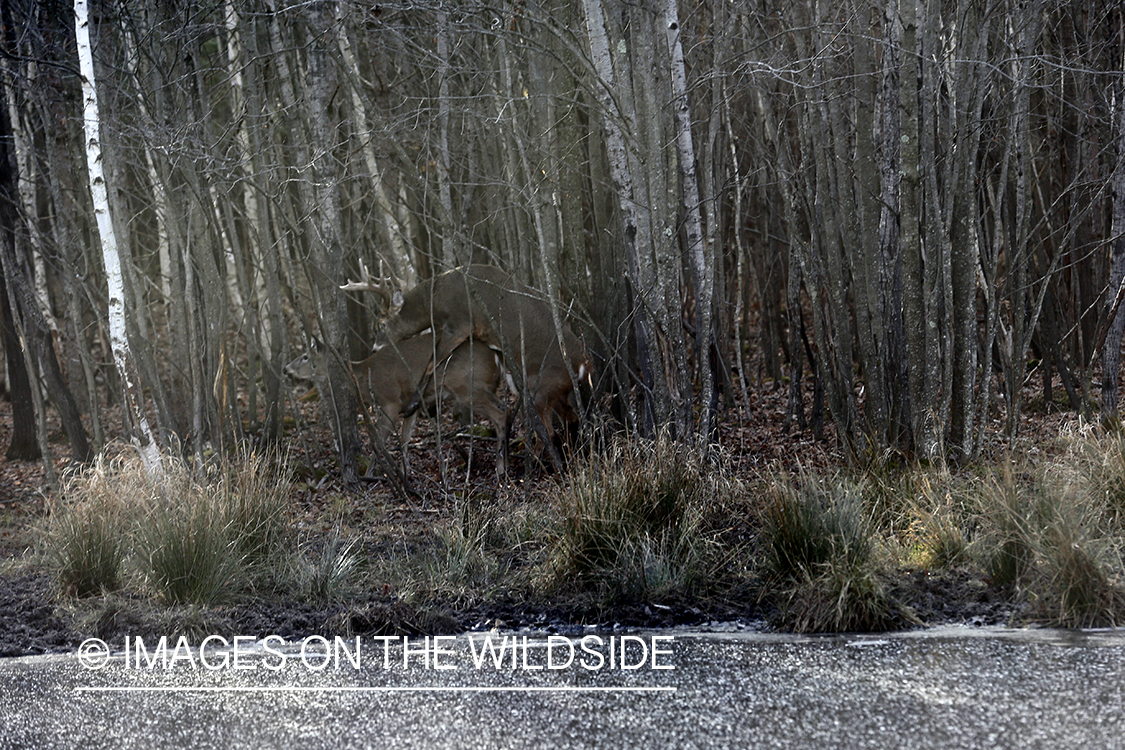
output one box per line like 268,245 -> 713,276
75,685 -> 676,693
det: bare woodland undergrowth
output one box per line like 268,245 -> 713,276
1,369 -> 1124,657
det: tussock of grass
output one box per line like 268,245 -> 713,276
548,434 -> 711,602
43,458 -> 130,596
424,505 -> 508,595
1039,521 -> 1125,627
1062,429 -> 1125,526
786,561 -> 897,633
139,453 -> 292,604
901,475 -> 972,570
762,477 -> 871,581
140,495 -> 242,606
977,466 -> 1037,589
43,451 -> 294,606
761,474 -> 900,632
378,492 -> 536,608
915,514 -> 969,570
973,453 -> 1125,627
212,457 -> 293,566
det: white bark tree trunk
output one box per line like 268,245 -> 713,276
75,0 -> 162,477
336,9 -> 416,287
582,0 -> 664,435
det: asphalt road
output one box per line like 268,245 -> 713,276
2,626 -> 1123,749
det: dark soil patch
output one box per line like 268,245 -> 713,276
0,573 -> 78,657
889,568 -> 1021,627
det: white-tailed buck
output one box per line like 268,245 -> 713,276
284,333 -> 508,475
342,262 -> 590,461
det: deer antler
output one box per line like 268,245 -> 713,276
340,258 -> 400,301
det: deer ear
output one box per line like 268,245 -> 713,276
390,290 -> 404,315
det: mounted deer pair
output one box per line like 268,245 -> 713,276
344,262 -> 590,466
284,333 -> 508,476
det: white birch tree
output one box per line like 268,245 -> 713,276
75,0 -> 162,477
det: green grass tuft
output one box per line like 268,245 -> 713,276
140,495 -> 243,606
762,475 -> 872,582
294,531 -> 361,604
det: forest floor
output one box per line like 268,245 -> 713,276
0,375 -> 1086,657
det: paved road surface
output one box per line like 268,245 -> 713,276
2,627 -> 1123,749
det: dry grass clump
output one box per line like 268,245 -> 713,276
760,472 -> 901,632
976,465 -> 1038,590
420,493 -> 523,598
1061,429 -> 1125,526
43,456 -> 132,597
1038,520 -> 1125,627
371,490 -> 538,609
972,454 -> 1125,628
761,435 -> 1125,631
547,433 -> 715,602
43,451 -> 294,606
293,531 -> 361,604
904,476 -> 972,571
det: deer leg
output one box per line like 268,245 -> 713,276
489,395 -> 509,477
358,405 -> 383,479
398,410 -> 419,475
402,371 -> 434,418
361,405 -> 412,493
533,403 -> 557,454
528,392 -> 565,472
